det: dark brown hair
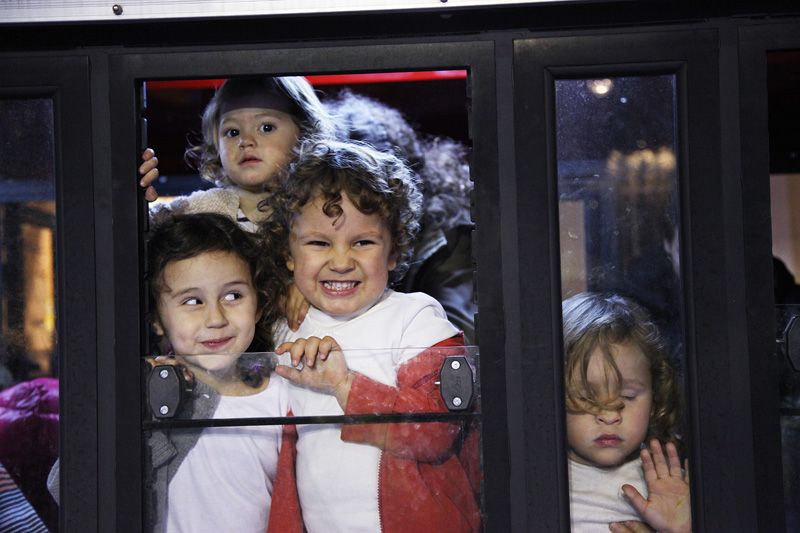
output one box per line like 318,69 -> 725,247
260,138 -> 422,285
147,213 -> 286,386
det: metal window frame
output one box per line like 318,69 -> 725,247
512,25 -> 785,531
107,37 -> 503,533
0,55 -> 96,531
739,20 -> 800,532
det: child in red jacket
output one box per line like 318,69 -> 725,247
264,138 -> 481,533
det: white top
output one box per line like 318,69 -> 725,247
568,457 -> 648,533
165,375 -> 290,533
277,290 -> 458,533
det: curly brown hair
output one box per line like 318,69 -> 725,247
326,90 -> 472,234
260,138 -> 422,285
184,76 -> 336,187
562,292 -> 682,444
147,213 -> 287,386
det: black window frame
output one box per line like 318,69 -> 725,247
0,54 -> 96,531
513,26 -> 784,531
739,19 -> 800,532
108,38 -> 504,533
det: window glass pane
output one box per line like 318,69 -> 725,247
0,97 -> 58,532
556,75 -> 690,532
139,72 -> 482,530
142,347 -> 481,531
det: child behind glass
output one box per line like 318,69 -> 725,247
562,292 -> 691,533
263,139 -> 481,533
145,213 -> 297,533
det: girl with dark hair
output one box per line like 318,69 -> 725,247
145,213 -> 298,533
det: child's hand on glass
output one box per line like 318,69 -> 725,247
614,439 -> 691,533
139,147 -> 160,202
275,336 -> 354,408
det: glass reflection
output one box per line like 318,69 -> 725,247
142,347 -> 481,532
0,98 -> 58,531
556,75 -> 689,532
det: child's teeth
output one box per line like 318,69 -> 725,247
325,281 -> 355,290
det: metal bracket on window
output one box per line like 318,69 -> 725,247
147,364 -> 188,419
438,355 -> 474,411
778,315 -> 800,373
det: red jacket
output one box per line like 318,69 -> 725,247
268,335 -> 481,532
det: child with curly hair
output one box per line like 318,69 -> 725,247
326,90 -> 476,342
144,213 -> 298,533
263,138 -> 480,533
562,292 -> 691,533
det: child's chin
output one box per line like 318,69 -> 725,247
184,354 -> 237,373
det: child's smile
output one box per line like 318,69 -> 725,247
566,342 -> 653,468
153,250 -> 260,374
288,193 -> 397,318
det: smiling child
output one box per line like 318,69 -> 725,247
145,213 -> 295,533
262,138 -> 480,533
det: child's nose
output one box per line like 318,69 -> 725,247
238,132 -> 255,148
596,409 -> 622,425
328,248 -> 355,272
205,302 -> 229,328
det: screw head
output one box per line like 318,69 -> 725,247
452,396 -> 462,407
450,360 -> 461,370
112,4 -> 123,15
159,369 -> 169,379
159,405 -> 169,415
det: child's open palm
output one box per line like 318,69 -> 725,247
616,439 -> 691,533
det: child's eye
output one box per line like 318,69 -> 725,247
182,297 -> 202,306
222,292 -> 243,302
620,392 -> 638,401
259,123 -> 276,134
354,239 -> 376,247
306,240 -> 329,247
222,128 -> 239,138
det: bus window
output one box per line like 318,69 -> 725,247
555,75 -> 691,531
0,97 -> 59,532
139,71 -> 483,532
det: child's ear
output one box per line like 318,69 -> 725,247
388,249 -> 398,272
286,257 -> 295,272
152,320 -> 165,337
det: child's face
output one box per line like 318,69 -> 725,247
217,107 -> 300,193
566,342 -> 653,468
153,250 -> 260,373
287,192 -> 397,318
